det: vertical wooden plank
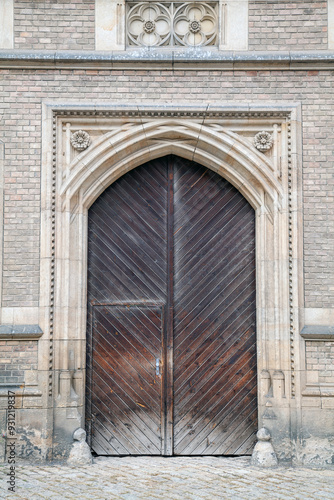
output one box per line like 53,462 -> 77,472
163,156 -> 174,455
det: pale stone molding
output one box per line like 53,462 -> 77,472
300,326 -> 334,341
0,307 -> 40,325
0,324 -> 43,340
220,0 -> 248,50
0,142 -> 3,316
304,308 -> 334,326
1,50 -> 334,71
0,0 -> 13,49
96,0 -> 126,50
61,119 -> 282,208
40,102 -> 303,461
301,324 -> 334,399
67,428 -> 93,465
329,0 -> 334,49
96,0 -> 247,50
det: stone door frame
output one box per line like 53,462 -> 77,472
40,103 -> 303,461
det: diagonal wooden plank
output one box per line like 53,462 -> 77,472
92,422 -> 125,455
174,337 -> 257,427
206,395 -> 258,455
93,374 -> 162,452
95,309 -> 157,374
173,288 -> 256,381
173,157 -> 257,456
174,192 -> 245,264
95,305 -> 160,363
93,320 -> 161,411
89,215 -> 167,296
90,304 -> 164,455
174,251 -> 255,338
88,235 -> 164,301
174,268 -> 256,356
87,155 -> 257,457
92,393 -> 159,455
174,314 -> 256,401
174,213 -> 255,305
174,366 -> 257,454
92,354 -> 162,437
89,212 -> 167,288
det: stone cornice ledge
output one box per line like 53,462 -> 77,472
301,325 -> 334,341
1,49 -> 334,70
0,324 -> 43,340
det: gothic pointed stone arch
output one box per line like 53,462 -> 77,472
61,118 -> 283,212
40,104 -> 302,461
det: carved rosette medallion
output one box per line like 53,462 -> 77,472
189,20 -> 201,34
127,2 -> 218,47
70,130 -> 91,151
143,20 -> 156,33
254,131 -> 274,152
127,3 -> 171,46
174,3 -> 217,46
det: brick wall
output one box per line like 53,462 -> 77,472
0,68 -> 333,308
249,1 -> 328,50
11,1 -> 331,52
14,0 -> 95,51
0,340 -> 38,384
306,341 -> 334,383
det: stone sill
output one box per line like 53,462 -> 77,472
1,49 -> 334,70
302,384 -> 334,398
0,387 -> 41,398
0,384 -> 43,408
300,325 -> 334,341
0,324 -> 43,340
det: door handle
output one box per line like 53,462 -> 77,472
156,358 -> 160,376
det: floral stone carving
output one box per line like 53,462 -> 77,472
254,131 -> 274,152
70,130 -> 91,151
174,3 -> 217,46
127,1 -> 218,47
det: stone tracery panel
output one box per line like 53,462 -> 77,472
126,1 -> 218,47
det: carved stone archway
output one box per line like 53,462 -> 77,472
40,104 -> 302,461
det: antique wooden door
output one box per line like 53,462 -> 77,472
86,155 -> 257,456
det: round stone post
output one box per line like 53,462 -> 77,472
67,428 -> 93,466
251,427 -> 278,467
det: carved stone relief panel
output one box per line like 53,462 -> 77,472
126,1 -> 219,47
95,0 -> 249,51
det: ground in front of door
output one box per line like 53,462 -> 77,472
1,456 -> 334,500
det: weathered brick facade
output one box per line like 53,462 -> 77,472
0,0 -> 334,467
306,341 -> 334,383
14,0 -> 95,50
0,340 -> 37,384
1,68 -> 333,308
249,1 -> 328,50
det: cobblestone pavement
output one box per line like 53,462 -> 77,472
1,456 -> 334,500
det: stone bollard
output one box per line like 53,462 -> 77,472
67,428 -> 93,466
251,427 -> 278,467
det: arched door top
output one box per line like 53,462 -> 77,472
61,118 -> 283,211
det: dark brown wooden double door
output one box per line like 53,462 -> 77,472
86,155 -> 257,456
